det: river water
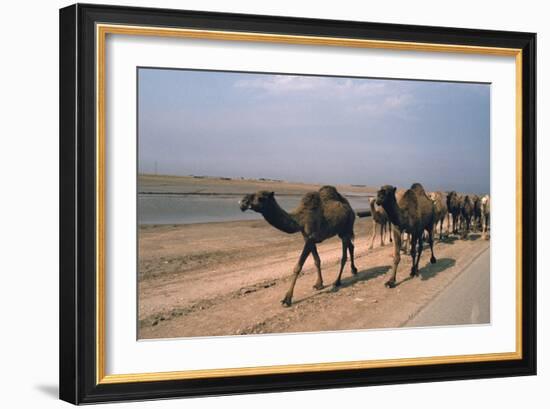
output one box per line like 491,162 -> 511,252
138,194 -> 372,225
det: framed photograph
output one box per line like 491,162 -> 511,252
59,3 -> 536,404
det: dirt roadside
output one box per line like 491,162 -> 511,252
138,217 -> 490,339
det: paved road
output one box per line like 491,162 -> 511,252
405,247 -> 490,327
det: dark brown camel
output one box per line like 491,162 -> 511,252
481,194 -> 491,239
375,183 -> 437,288
239,186 -> 357,306
461,195 -> 474,238
446,191 -> 461,234
472,194 -> 482,231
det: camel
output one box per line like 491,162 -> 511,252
368,197 -> 391,249
391,189 -> 410,255
429,191 -> 448,240
481,194 -> 491,239
447,191 -> 462,234
376,183 -> 437,288
458,194 -> 466,232
461,195 -> 474,238
239,186 -> 357,306
472,194 -> 482,231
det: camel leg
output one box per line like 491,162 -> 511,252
333,239 -> 348,287
409,234 -> 418,276
439,219 -> 443,240
281,241 -> 312,307
348,238 -> 358,275
453,213 -> 456,234
380,222 -> 385,247
453,214 -> 458,234
428,228 -> 437,264
310,245 -> 324,290
483,214 -> 490,240
389,222 -> 393,242
369,220 -> 377,250
462,217 -> 469,239
386,229 -> 401,288
416,234 -> 425,273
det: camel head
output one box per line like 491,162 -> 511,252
376,185 -> 397,206
239,191 -> 275,213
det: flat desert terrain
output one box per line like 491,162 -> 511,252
138,175 -> 490,339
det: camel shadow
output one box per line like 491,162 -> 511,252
465,233 -> 481,241
333,265 -> 391,290
419,257 -> 456,281
395,275 -> 414,287
292,265 -> 391,305
437,235 -> 459,245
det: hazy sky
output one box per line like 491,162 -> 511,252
138,68 -> 490,194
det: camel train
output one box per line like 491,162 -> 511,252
240,184 -> 490,306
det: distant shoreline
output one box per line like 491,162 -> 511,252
138,174 -> 377,196
138,191 -> 373,197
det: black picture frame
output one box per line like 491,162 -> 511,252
59,3 -> 536,404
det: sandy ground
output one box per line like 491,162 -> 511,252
138,217 -> 490,339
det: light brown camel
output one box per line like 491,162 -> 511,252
239,186 -> 357,306
446,191 -> 461,234
368,197 -> 391,249
429,191 -> 448,240
376,183 -> 437,288
481,194 -> 491,239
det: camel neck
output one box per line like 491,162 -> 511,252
261,200 -> 301,234
369,200 -> 376,214
382,196 -> 404,228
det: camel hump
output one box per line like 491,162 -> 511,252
395,189 -> 406,202
430,191 -> 445,203
319,185 -> 348,204
410,182 -> 428,197
411,183 -> 434,205
300,191 -> 322,209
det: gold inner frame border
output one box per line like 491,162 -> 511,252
95,23 -> 523,385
